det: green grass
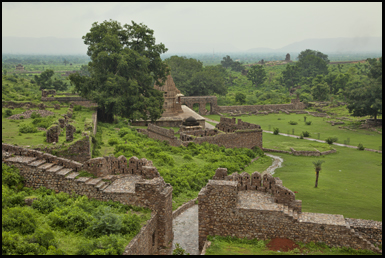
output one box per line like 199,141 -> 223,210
263,133 -> 382,221
2,106 -> 94,148
205,112 -> 382,150
205,235 -> 379,255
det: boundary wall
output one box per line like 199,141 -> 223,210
217,99 -> 306,114
262,147 -> 337,157
2,143 -> 173,255
198,169 -> 382,253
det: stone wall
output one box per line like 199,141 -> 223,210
172,198 -> 198,219
345,218 -> 382,246
2,101 -> 39,109
180,96 -> 219,115
198,178 -> 381,253
41,96 -> 97,108
216,117 -> 261,133
217,99 -> 306,114
2,143 -> 173,254
262,147 -> 337,157
147,123 -> 183,146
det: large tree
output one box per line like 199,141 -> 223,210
296,49 -> 330,78
346,57 -> 382,122
281,64 -> 300,90
221,55 -> 234,69
247,65 -> 266,88
69,20 -> 169,123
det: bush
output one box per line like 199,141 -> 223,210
73,105 -> 82,111
288,120 -> 298,125
2,163 -> 24,188
305,121 -> 312,125
357,143 -> 365,150
19,116 -> 24,119
28,224 -> 58,249
183,154 -> 193,160
273,128 -> 280,135
19,124 -> 37,133
108,138 -> 119,146
30,112 -> 42,119
325,137 -> 338,145
5,109 -> 13,117
302,131 -> 311,137
2,206 -> 38,234
48,206 -> 93,233
31,195 -> 61,214
118,127 -> 131,138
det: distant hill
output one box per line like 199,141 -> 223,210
247,37 -> 382,53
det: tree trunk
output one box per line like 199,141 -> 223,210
315,170 -> 319,188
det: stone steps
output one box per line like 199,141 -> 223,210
75,177 -> 93,183
66,172 -> 80,179
95,181 -> 107,189
56,168 -> 73,176
85,178 -> 103,185
29,159 -> 47,167
46,165 -> 64,173
37,162 -> 56,171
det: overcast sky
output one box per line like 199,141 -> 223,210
2,2 -> 382,53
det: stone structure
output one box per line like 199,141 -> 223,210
46,125 -> 60,143
180,96 -> 219,116
262,147 -> 337,157
65,124 -> 76,142
216,116 -> 261,133
15,64 -> 24,71
154,74 -> 183,117
2,143 -> 173,255
285,53 -> 292,62
58,118 -> 66,128
54,104 -> 61,110
38,103 -> 46,110
198,169 -> 381,253
42,89 -> 56,98
178,116 -> 203,133
140,123 -> 263,150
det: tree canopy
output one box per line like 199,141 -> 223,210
296,49 -> 330,78
69,20 -> 169,123
246,65 -> 267,88
34,69 -> 67,91
165,56 -> 228,96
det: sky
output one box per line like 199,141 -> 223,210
2,2 -> 382,53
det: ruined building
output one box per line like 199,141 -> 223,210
154,74 -> 184,117
15,64 -> 24,71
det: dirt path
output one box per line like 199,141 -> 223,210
262,153 -> 283,176
172,205 -> 199,255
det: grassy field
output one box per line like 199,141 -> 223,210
204,112 -> 382,150
205,236 -> 379,255
2,106 -> 95,147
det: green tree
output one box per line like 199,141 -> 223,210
34,69 -> 55,90
231,61 -> 244,72
221,55 -> 234,69
235,92 -> 246,104
297,49 -> 329,78
312,160 -> 325,188
281,64 -> 300,90
187,66 -> 227,96
346,57 -> 382,122
310,75 -> 329,101
63,59 -> 69,66
247,65 -> 266,88
69,20 -> 168,123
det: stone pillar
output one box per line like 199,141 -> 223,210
46,125 -> 60,143
38,103 -> 46,110
66,124 -> 76,142
199,102 -> 206,115
54,104 -> 60,110
58,119 -> 65,128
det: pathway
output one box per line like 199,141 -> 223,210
172,205 -> 199,255
262,153 -> 283,176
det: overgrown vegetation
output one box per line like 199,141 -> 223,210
2,163 -> 151,255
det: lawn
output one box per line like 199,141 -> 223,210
205,112 -> 382,150
2,106 -> 95,148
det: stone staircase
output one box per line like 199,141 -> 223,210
3,155 -> 114,194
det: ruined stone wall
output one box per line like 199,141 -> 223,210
41,97 -> 97,108
2,143 -> 174,254
216,117 -> 261,133
180,96 -> 219,115
146,123 -> 183,146
262,147 -> 337,157
217,99 -> 306,114
198,179 -> 381,253
2,101 -> 39,109
345,218 -> 382,246
192,129 -> 263,149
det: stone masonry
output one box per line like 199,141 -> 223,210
46,125 -> 60,143
2,143 -> 173,255
66,124 -> 76,142
198,169 -> 382,253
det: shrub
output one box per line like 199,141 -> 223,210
2,163 -> 24,187
288,120 -> 298,125
30,112 -> 41,119
118,127 -> 131,138
28,224 -> 58,249
108,138 -> 119,146
32,116 -> 54,129
5,109 -> 13,117
273,128 -> 280,135
73,105 -> 82,111
48,206 -> 93,233
325,137 -> 338,144
357,143 -> 365,150
173,243 -> 190,255
305,121 -> 312,125
31,195 -> 61,214
2,206 -> 38,234
183,154 -> 193,160
302,131 -> 311,137
19,116 -> 24,119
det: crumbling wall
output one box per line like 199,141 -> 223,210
66,124 -> 76,142
217,99 -> 306,114
146,123 -> 183,146
198,179 -> 381,253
